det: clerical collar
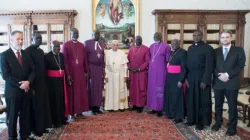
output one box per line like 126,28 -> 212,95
173,47 -> 180,52
135,45 -> 141,48
193,41 -> 204,46
72,40 -> 78,43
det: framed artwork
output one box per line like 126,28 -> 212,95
92,0 -> 140,53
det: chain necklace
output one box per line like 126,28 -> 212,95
71,42 -> 78,64
132,45 -> 142,57
53,53 -> 62,74
151,43 -> 162,63
167,48 -> 181,67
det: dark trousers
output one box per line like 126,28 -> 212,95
214,89 -> 238,132
5,95 -> 31,140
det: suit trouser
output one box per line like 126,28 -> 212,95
214,89 -> 238,132
5,95 -> 31,140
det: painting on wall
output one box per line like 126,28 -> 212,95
92,0 -> 140,52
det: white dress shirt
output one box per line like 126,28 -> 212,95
10,46 -> 22,58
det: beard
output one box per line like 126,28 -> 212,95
155,40 -> 160,44
13,45 -> 22,51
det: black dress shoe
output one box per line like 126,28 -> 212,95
108,110 -> 114,112
34,133 -> 43,137
64,121 -> 69,125
148,110 -> 156,114
44,129 -> 50,133
174,119 -> 183,124
211,124 -> 221,131
156,111 -> 163,117
184,122 -> 194,126
96,110 -> 103,114
92,111 -> 97,115
166,116 -> 174,119
136,108 -> 143,113
225,130 -> 236,136
119,109 -> 125,112
195,125 -> 204,131
129,106 -> 136,111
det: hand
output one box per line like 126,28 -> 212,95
24,88 -> 29,93
185,79 -> 189,88
218,73 -> 229,82
200,82 -> 206,89
19,81 -> 30,90
67,75 -> 73,85
105,78 -> 108,82
177,82 -> 182,88
124,77 -> 128,82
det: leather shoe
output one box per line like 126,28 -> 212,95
184,122 -> 194,126
96,110 -> 103,114
174,119 -> 183,124
148,110 -> 156,114
156,111 -> 163,117
195,125 -> 204,131
211,124 -> 221,131
225,130 -> 236,136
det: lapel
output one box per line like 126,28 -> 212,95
9,48 -> 22,68
21,50 -> 26,68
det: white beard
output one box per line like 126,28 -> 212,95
12,45 -> 22,51
155,41 -> 160,44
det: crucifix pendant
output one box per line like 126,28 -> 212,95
76,59 -> 78,64
97,53 -> 101,58
167,63 -> 169,67
59,69 -> 62,74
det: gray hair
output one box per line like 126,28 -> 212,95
11,30 -> 23,37
112,40 -> 119,45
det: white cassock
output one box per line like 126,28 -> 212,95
104,49 -> 128,111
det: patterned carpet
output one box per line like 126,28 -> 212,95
0,111 -> 250,140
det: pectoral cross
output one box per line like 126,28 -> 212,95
76,59 -> 78,64
97,53 -> 101,58
59,69 -> 62,74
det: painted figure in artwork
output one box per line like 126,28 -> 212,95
109,0 -> 124,24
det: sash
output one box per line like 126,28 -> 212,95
47,70 -> 69,117
167,65 -> 181,73
167,65 -> 186,95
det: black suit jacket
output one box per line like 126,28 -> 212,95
0,48 -> 35,98
213,46 -> 246,90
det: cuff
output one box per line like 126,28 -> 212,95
225,73 -> 229,78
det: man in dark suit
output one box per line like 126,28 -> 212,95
212,30 -> 246,136
0,30 -> 35,140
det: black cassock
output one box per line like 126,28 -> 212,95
45,52 -> 65,127
164,48 -> 186,119
186,41 -> 214,126
26,45 -> 52,134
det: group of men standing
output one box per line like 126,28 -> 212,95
0,27 -> 246,139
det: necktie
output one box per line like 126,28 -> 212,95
223,48 -> 228,60
17,51 -> 22,66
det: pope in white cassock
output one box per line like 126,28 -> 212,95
104,40 -> 129,111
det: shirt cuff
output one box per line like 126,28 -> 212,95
225,73 -> 229,78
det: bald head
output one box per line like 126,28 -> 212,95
171,39 -> 180,50
92,30 -> 100,41
70,28 -> 79,41
111,40 -> 119,51
154,32 -> 162,43
135,35 -> 142,47
32,33 -> 42,47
